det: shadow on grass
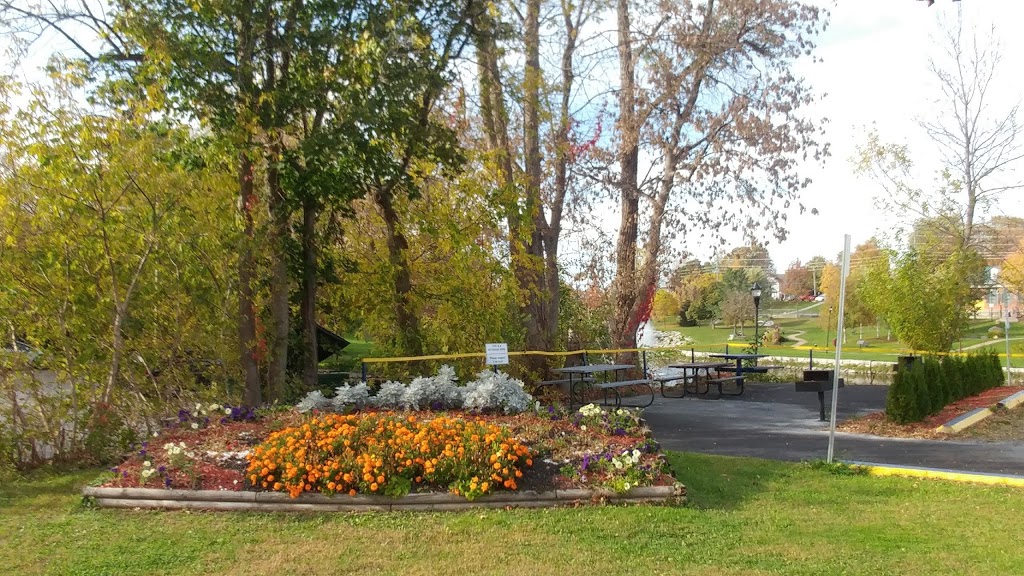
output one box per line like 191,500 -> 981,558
0,468 -> 98,511
666,451 -> 794,511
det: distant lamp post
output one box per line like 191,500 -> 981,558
825,305 -> 834,350
751,282 -> 763,351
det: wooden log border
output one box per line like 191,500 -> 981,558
82,484 -> 685,512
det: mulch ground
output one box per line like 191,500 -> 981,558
836,385 -> 1024,440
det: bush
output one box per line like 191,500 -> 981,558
462,370 -> 534,414
886,362 -> 923,424
886,352 -> 1007,424
988,325 -> 1005,339
296,366 -> 534,415
247,412 -> 533,499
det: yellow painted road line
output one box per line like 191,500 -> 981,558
846,461 -> 1024,488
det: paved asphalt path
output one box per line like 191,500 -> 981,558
643,382 -> 1024,475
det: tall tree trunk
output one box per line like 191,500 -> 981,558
266,151 -> 290,401
374,190 -> 423,356
519,0 -> 554,358
300,194 -> 319,389
237,152 -> 262,406
612,0 -> 641,350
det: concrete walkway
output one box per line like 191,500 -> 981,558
643,382 -> 1024,476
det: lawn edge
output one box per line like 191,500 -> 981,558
81,484 -> 687,512
844,461 -> 1024,487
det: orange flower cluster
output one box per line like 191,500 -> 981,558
246,412 -> 532,499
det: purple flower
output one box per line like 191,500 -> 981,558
164,477 -> 172,488
220,417 -> 229,425
158,465 -> 166,473
178,409 -> 190,422
138,449 -> 147,457
110,467 -> 118,474
547,406 -> 554,414
122,471 -> 128,478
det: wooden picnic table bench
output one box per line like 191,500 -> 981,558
551,364 -> 654,408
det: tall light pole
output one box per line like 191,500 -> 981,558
751,282 -> 762,353
825,305 -> 833,350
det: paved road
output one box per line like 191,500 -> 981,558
643,382 -> 1024,475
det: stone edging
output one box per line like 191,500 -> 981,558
82,484 -> 686,512
936,389 -> 1024,433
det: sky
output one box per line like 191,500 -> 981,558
762,0 -> 1024,270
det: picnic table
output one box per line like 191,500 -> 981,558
657,361 -> 731,397
706,353 -> 780,396
551,363 -> 654,408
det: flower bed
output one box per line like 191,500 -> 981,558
96,401 -> 679,503
248,413 -> 531,499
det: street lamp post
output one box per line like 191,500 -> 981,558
751,282 -> 762,353
825,305 -> 833,350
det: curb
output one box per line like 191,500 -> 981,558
935,389 -> 1024,433
935,407 -> 993,433
997,390 -> 1024,410
82,485 -> 686,512
844,461 -> 1024,488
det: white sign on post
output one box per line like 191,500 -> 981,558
485,343 -> 509,366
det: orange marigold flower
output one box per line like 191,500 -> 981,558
370,482 -> 379,491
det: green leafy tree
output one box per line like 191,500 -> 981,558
0,73 -> 238,463
861,247 -> 985,352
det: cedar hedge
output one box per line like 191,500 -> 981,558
885,351 -> 1005,424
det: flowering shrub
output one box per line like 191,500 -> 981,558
401,365 -> 462,410
371,381 -> 406,408
295,366 -> 534,415
574,404 -> 644,436
332,383 -> 371,410
176,403 -> 257,429
462,370 -> 534,414
296,391 -> 331,413
246,412 -> 533,500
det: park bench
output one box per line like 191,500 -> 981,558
536,377 -> 593,389
706,375 -> 745,397
591,379 -> 655,408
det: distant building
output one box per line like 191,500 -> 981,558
977,267 -> 1021,321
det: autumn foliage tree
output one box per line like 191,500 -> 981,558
608,0 -> 827,349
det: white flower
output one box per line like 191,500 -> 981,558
613,460 -> 623,470
225,408 -> 232,415
152,432 -> 159,437
623,482 -> 631,491
195,403 -> 202,413
143,460 -> 152,468
209,403 -> 220,412
580,425 -> 587,431
190,423 -> 199,430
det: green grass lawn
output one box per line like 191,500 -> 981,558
655,316 -> 1024,364
3,453 -> 1023,575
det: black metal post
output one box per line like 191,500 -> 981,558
809,349 -> 813,369
361,361 -> 367,382
642,350 -> 648,378
753,300 -> 760,353
691,347 -> 695,362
